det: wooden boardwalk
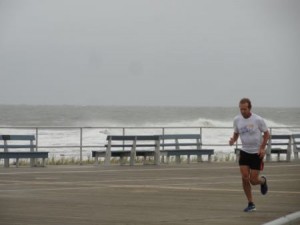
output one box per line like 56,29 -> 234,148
0,161 -> 299,225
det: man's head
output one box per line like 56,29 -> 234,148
239,98 -> 252,118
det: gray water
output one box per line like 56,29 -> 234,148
0,105 -> 299,127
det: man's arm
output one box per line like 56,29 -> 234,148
261,130 -> 270,149
229,132 -> 239,146
258,130 -> 270,158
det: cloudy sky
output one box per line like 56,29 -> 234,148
0,0 -> 299,107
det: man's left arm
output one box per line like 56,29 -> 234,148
258,130 -> 270,158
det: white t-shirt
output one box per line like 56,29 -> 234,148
233,113 -> 268,154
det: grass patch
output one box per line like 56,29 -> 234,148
2,152 -> 237,167
213,152 -> 236,162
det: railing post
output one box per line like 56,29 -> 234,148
266,128 -> 272,162
80,128 -> 83,165
35,128 -> 38,152
4,139 -> 9,167
162,127 -> 165,150
122,128 -> 125,151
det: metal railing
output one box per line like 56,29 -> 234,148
1,126 -> 300,164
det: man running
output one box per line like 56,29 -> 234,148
229,98 -> 269,212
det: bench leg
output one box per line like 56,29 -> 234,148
130,155 -> 135,166
266,153 -> 271,162
197,155 -> 203,162
287,152 -> 291,162
175,155 -> 180,164
42,158 -> 46,167
16,158 -> 19,168
154,154 -> 159,166
120,156 -> 126,165
104,154 -> 111,166
208,154 -> 212,162
4,158 -> 9,168
30,158 -> 35,167
235,151 -> 240,162
95,156 -> 99,165
187,155 -> 190,164
294,152 -> 299,160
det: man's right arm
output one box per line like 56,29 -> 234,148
229,132 -> 239,146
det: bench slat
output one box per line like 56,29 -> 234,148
0,145 -> 37,149
161,149 -> 214,156
92,151 -> 106,157
0,152 -> 48,159
107,135 -> 160,141
292,134 -> 300,139
161,143 -> 201,147
270,135 -> 291,139
270,149 -> 289,154
105,144 -> 156,148
160,134 -> 201,139
0,135 -> 35,141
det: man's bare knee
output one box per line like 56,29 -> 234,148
242,176 -> 250,184
250,178 -> 260,185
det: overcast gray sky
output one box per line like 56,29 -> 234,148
0,0 -> 299,107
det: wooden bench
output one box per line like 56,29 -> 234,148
266,134 -> 292,162
92,135 -> 160,166
292,134 -> 300,160
160,134 -> 214,163
92,134 -> 214,165
0,135 -> 48,167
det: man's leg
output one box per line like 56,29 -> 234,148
240,165 -> 253,203
249,169 -> 265,185
250,169 -> 268,195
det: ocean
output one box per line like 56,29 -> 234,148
1,105 -> 300,127
1,105 -> 300,160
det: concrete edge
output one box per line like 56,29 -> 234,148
262,211 -> 300,225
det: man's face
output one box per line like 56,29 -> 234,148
239,103 -> 251,118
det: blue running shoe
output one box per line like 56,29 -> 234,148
261,176 -> 268,195
244,203 -> 256,212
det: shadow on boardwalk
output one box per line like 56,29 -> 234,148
0,161 -> 299,225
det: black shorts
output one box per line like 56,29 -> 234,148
239,150 -> 263,171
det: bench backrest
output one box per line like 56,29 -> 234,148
0,135 -> 36,150
106,135 -> 160,150
159,134 -> 201,140
268,134 -> 291,147
159,134 -> 202,150
105,134 -> 203,150
292,134 -> 300,150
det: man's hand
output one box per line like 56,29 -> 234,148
258,147 -> 266,159
229,137 -> 235,146
229,133 -> 239,146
